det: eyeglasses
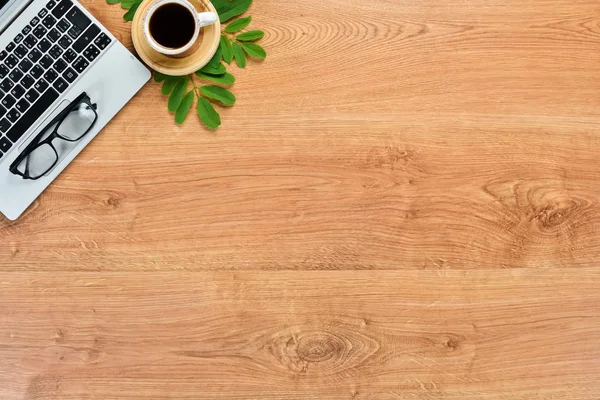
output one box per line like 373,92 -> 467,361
9,92 -> 98,180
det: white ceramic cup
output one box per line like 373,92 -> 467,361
142,0 -> 218,57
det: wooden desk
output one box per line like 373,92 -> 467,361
2,0 -> 600,398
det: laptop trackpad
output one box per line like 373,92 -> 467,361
16,99 -> 81,176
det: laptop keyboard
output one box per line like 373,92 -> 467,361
0,0 -> 112,160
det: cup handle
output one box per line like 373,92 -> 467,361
197,11 -> 218,28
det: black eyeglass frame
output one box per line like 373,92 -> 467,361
9,92 -> 98,180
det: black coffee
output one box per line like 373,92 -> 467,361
149,3 -> 195,49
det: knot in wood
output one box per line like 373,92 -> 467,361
535,199 -> 577,229
297,332 -> 344,363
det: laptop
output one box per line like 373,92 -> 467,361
0,0 -> 150,220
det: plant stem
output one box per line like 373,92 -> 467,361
189,73 -> 208,98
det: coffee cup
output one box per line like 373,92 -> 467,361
142,0 -> 218,58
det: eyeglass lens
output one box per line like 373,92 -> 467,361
57,104 -> 97,141
14,143 -> 57,179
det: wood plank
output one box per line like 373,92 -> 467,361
2,0 -> 600,270
1,270 -> 599,399
1,0 -> 600,398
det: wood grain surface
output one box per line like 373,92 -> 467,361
1,0 -> 600,398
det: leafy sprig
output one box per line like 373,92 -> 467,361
107,0 -> 266,129
153,57 -> 236,128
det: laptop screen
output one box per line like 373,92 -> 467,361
0,0 -> 24,32
0,0 -> 13,13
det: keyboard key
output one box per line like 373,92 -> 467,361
53,58 -> 67,73
18,59 -> 33,73
27,48 -> 42,63
48,28 -> 61,42
33,25 -> 47,39
67,25 -> 82,39
62,67 -> 77,82
47,0 -> 57,9
57,18 -> 70,32
43,69 -> 58,82
25,88 -> 39,103
20,74 -> 35,89
52,77 -> 67,93
66,6 -> 90,30
94,32 -> 112,50
63,48 -> 76,63
2,94 -> 16,108
0,51 -> 6,61
7,109 -> 20,123
0,104 -> 5,117
83,43 -> 100,62
6,88 -> 59,143
10,84 -> 25,99
14,44 -> 28,58
0,78 -> 14,93
6,42 -> 15,52
42,14 -> 57,29
0,64 -> 8,79
30,65 -> 44,79
58,35 -> 72,49
72,24 -> 99,53
38,8 -> 48,18
23,34 -> 38,49
34,79 -> 49,93
5,55 -> 17,69
9,69 -> 23,82
72,56 -> 88,73
14,33 -> 23,44
52,0 -> 72,19
0,118 -> 10,133
48,45 -> 63,59
30,16 -> 40,26
22,25 -> 32,35
15,98 -> 29,113
37,38 -> 51,52
0,136 -> 11,152
40,55 -> 53,69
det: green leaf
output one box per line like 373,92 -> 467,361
161,76 -> 183,95
218,0 -> 252,22
120,0 -> 137,8
236,30 -> 263,41
200,85 -> 236,106
208,46 -> 222,68
197,97 -> 221,129
168,79 -> 188,112
175,91 -> 194,124
196,72 -> 235,85
225,16 -> 252,33
240,42 -> 266,59
154,72 -> 167,82
106,0 -> 121,4
214,0 -> 232,12
210,0 -> 227,9
232,42 -> 246,68
220,35 -> 233,64
123,1 -> 140,21
199,63 -> 226,75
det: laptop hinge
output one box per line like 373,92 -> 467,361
0,0 -> 33,35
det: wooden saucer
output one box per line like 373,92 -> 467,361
131,0 -> 221,76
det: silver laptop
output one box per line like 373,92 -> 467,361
0,0 -> 150,220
